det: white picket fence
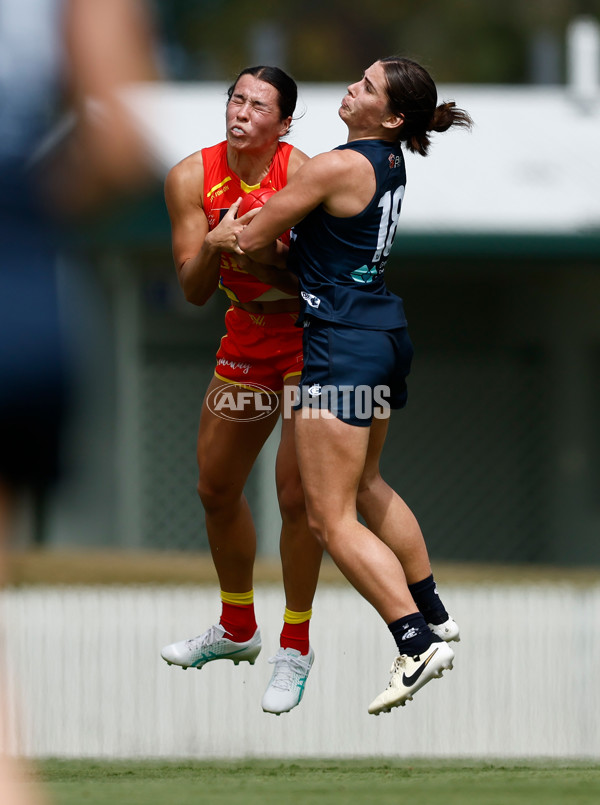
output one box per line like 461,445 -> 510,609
1,583 -> 599,759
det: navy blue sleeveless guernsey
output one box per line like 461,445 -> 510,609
289,138 -> 407,330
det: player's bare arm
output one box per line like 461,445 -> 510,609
165,154 -> 215,305
166,153 -> 249,306
238,148 -> 376,261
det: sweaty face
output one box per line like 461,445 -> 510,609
339,61 -> 394,134
226,74 -> 291,154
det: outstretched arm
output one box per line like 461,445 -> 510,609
238,148 -> 375,260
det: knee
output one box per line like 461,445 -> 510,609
196,475 -> 239,514
304,508 -> 337,550
277,475 -> 306,523
356,470 -> 384,511
356,483 -> 371,514
306,518 -> 327,549
357,467 -> 380,497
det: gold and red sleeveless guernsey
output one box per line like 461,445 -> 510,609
202,140 -> 294,304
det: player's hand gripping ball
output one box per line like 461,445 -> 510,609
237,187 -> 290,246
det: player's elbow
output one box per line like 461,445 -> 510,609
184,287 -> 212,306
184,277 -> 217,306
178,268 -> 215,307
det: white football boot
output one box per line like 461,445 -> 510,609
161,624 -> 261,669
428,616 -> 460,642
261,647 -> 314,715
368,641 -> 454,715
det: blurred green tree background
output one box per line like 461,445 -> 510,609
152,0 -> 599,83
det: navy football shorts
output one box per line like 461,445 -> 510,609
294,316 -> 414,427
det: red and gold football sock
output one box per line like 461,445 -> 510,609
280,607 -> 312,655
219,590 -> 257,642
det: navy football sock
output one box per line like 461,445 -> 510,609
387,612 -> 440,657
408,574 -> 449,626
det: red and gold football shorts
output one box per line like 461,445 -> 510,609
214,305 -> 304,393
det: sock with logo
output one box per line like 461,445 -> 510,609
388,612 -> 441,657
219,590 -> 257,643
280,607 -> 312,655
408,574 -> 449,626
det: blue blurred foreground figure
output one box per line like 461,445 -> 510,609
0,1 -> 158,801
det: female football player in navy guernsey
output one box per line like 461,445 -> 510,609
161,66 -> 322,715
238,56 -> 472,714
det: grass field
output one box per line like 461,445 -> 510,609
32,758 -> 600,805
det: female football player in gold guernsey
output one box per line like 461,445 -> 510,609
160,66 -> 322,715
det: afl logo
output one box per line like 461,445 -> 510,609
207,383 -> 279,421
388,154 -> 402,169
